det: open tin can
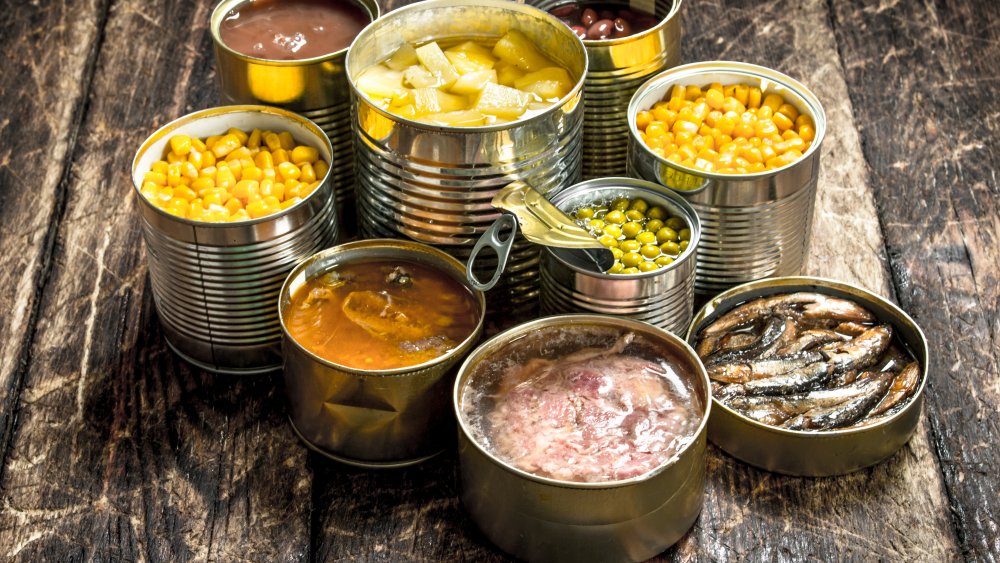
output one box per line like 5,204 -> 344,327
279,239 -> 485,467
132,105 -> 339,374
686,276 -> 928,476
454,314 -> 710,562
628,62 -> 826,296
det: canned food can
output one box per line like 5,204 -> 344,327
132,106 -> 339,374
540,178 -> 700,336
280,239 -> 485,467
346,0 -> 587,316
525,0 -> 682,178
210,0 -> 380,236
687,276 -> 928,476
628,61 -> 826,296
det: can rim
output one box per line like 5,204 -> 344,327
686,275 -> 929,438
453,313 -> 712,489
577,0 -> 683,45
627,60 -> 828,183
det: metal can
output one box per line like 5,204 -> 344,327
454,314 -> 710,562
131,105 -> 339,374
210,0 -> 380,236
346,0 -> 587,316
686,276 -> 928,476
628,62 -> 826,296
525,0 -> 683,178
540,178 -> 700,336
280,239 -> 485,467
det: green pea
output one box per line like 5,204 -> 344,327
647,206 -> 665,220
621,252 -> 643,268
625,209 -> 645,222
588,218 -> 605,231
640,244 -> 660,259
611,198 -> 630,211
603,224 -> 623,239
607,262 -> 624,274
598,234 -> 618,247
645,219 -> 664,233
656,227 -> 678,243
679,228 -> 691,241
575,207 -> 594,220
666,217 -> 686,231
619,239 -> 641,253
629,198 -> 649,213
621,266 -> 641,275
638,261 -> 659,272
679,240 -> 689,252
635,231 -> 657,245
621,221 -> 643,239
655,255 -> 674,267
611,247 -> 624,259
605,209 -> 627,225
660,241 -> 681,256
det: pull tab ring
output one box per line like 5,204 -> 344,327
467,214 -> 518,292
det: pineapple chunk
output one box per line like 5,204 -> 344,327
450,69 -> 498,95
412,88 -> 468,116
418,110 -> 487,127
492,30 -> 553,72
403,65 -> 441,89
476,83 -> 531,119
415,42 -> 460,88
496,63 -> 526,87
514,67 -> 574,101
385,42 -> 419,71
355,65 -> 405,101
444,41 -> 498,74
394,104 -> 418,119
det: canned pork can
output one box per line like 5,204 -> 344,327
346,0 -> 587,317
628,61 -> 826,296
210,0 -> 380,236
540,178 -> 699,336
132,105 -> 339,374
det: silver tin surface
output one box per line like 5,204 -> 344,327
211,0 -> 381,235
280,239 -> 485,467
525,0 -> 682,178
628,61 -> 826,296
540,178 -> 699,336
686,276 -> 928,476
346,0 -> 587,316
132,106 -> 339,374
454,314 -> 709,562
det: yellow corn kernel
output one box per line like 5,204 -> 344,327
756,105 -> 773,120
313,160 -> 329,180
708,82 -> 723,93
299,162 -> 316,183
179,162 -> 198,180
772,111 -> 793,131
798,121 -> 816,142
140,181 -> 159,198
212,134 -> 242,158
277,132 -> 295,150
216,166 -> 236,189
304,181 -> 322,196
774,136 -> 806,154
245,199 -> 273,219
705,110 -> 722,128
262,167 -> 277,181
199,165 -> 217,179
273,149 -> 290,165
277,161 -> 301,182
173,185 -> 197,201
241,165 -> 263,182
721,97 -> 745,115
143,171 -> 167,186
733,84 -> 749,106
280,197 -> 302,210
777,103 -> 800,122
232,180 -> 260,203
187,150 -> 204,169
155,185 -> 174,202
755,119 -> 778,137
685,85 -> 703,101
191,177 -> 214,191
781,129 -> 800,141
263,132 -> 282,152
169,134 -> 192,156
263,195 -> 281,209
229,209 -> 251,222
291,145 -> 319,164
227,127 -> 249,145
225,197 -> 244,215
247,128 -> 262,149
166,151 -> 186,164
166,163 -> 184,187
265,180 -> 287,201
151,160 -> 169,174
705,88 -> 724,110
205,135 -> 222,149
762,94 -> 783,112
666,96 -> 687,112
254,150 -> 274,170
669,84 -> 685,100
747,87 -> 762,109
225,146 -> 252,163
202,188 -> 229,207
191,137 -> 207,152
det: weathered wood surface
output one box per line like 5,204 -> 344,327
0,0 -> 996,561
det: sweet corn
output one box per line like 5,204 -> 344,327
169,135 -> 192,156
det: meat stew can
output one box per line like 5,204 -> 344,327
131,105 -> 339,374
524,0 -> 683,178
454,314 -> 710,562
346,0 -> 587,317
628,61 -> 826,296
279,239 -> 485,468
540,178 -> 700,336
686,276 -> 929,477
210,0 -> 381,236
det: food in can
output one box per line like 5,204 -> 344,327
138,127 -> 329,221
573,195 -> 691,274
283,258 -> 481,370
635,82 -> 816,174
459,325 -> 703,482
218,0 -> 371,60
354,31 -> 576,126
547,2 -> 659,40
694,291 -> 922,430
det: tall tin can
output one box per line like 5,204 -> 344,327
628,61 -> 826,296
346,0 -> 587,317
526,0 -> 682,178
540,178 -> 700,336
210,0 -> 380,236
132,106 -> 339,374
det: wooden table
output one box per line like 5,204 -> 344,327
1,0 -> 996,560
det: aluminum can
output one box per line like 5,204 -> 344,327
687,276 -> 928,476
540,178 -> 699,336
280,239 -> 485,467
132,106 -> 339,374
628,61 -> 826,296
454,314 -> 709,562
346,0 -> 587,316
210,0 -> 380,235
525,0 -> 682,178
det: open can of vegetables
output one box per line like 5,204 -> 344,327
687,276 -> 928,476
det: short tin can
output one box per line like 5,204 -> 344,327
211,0 -> 380,235
346,0 -> 587,316
686,276 -> 928,477
526,0 -> 683,178
540,177 -> 700,336
454,314 -> 710,562
628,61 -> 826,296
132,105 -> 339,374
280,239 -> 485,468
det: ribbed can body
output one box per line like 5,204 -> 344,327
346,0 -> 588,316
628,61 -> 826,297
132,106 -> 339,374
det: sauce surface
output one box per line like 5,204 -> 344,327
285,259 -> 480,370
220,0 -> 371,60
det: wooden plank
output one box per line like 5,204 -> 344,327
830,0 -> 1000,559
0,0 -> 312,560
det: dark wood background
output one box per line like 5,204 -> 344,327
0,0 -> 996,560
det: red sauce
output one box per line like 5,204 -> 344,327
220,0 -> 371,60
